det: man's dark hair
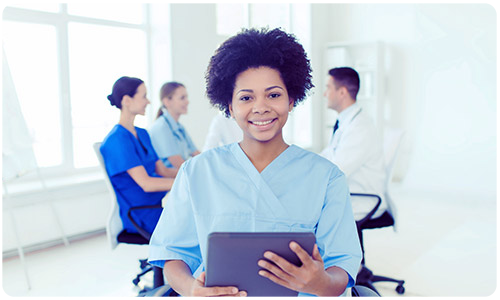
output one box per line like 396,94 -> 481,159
328,67 -> 360,100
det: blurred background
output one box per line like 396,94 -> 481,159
2,2 -> 497,297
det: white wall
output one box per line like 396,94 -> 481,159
312,4 -> 496,200
165,4 -> 226,150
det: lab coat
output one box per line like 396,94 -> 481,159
320,103 -> 386,219
202,113 -> 243,151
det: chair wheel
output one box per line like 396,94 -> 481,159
396,284 -> 405,294
133,278 -> 140,286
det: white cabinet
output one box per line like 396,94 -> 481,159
323,41 -> 385,145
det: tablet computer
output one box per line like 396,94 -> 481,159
205,232 -> 316,296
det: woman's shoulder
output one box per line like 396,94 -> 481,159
182,143 -> 234,170
150,115 -> 167,128
290,145 -> 344,176
102,124 -> 125,144
100,125 -> 131,153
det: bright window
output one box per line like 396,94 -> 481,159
2,4 -> 151,173
67,3 -> 144,24
2,21 -> 62,167
5,4 -> 60,13
68,23 -> 148,168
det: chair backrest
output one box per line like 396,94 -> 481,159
381,128 -> 405,230
93,142 -> 123,250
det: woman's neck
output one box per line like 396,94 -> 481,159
239,136 -> 289,173
118,111 -> 137,137
166,108 -> 180,123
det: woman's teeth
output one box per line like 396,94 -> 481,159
252,120 -> 273,125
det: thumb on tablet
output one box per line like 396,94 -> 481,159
198,271 -> 206,284
312,244 -> 323,262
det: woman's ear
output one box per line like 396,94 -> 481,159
161,97 -> 169,108
228,104 -> 234,118
121,95 -> 131,108
288,98 -> 294,112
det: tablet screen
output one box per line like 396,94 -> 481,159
205,232 -> 316,296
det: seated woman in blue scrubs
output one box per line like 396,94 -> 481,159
148,28 -> 362,296
149,82 -> 200,170
100,76 -> 177,235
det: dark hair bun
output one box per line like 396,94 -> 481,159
107,76 -> 144,110
107,94 -> 116,107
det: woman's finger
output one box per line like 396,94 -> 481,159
289,241 -> 314,266
258,259 -> 294,282
202,286 -> 240,297
311,244 -> 324,262
263,251 -> 299,275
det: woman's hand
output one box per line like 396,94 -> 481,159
257,243 -> 345,296
190,271 -> 247,297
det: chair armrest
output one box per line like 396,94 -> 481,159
127,205 -> 162,241
350,193 -> 382,228
351,285 -> 380,297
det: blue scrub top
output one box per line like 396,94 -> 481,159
100,124 -> 165,234
149,109 -> 198,168
148,143 -> 362,291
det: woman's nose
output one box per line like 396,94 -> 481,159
252,96 -> 270,114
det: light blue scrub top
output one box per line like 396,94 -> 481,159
100,125 -> 165,234
149,143 -> 362,291
149,108 -> 197,168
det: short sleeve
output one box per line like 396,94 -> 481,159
315,170 -> 362,288
148,163 -> 202,273
149,118 -> 182,158
100,132 -> 142,177
184,130 -> 198,154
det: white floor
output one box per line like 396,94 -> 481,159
2,187 -> 497,297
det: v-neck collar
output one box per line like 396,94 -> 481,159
230,143 -> 298,177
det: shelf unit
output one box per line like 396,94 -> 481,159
323,41 -> 385,145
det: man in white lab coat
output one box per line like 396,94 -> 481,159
320,67 -> 386,221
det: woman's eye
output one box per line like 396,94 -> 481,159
240,96 -> 251,101
269,93 -> 281,99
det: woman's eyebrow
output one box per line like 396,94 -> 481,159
236,86 -> 284,94
235,88 -> 253,95
265,85 -> 285,91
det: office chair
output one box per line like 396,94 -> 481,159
351,128 -> 406,295
93,142 -> 164,294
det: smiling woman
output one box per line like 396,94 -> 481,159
148,82 -> 200,170
148,28 -> 362,297
99,76 -> 177,235
229,67 -> 294,170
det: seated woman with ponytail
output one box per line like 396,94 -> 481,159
100,76 -> 177,235
149,82 -> 200,170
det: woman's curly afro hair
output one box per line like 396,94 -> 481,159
205,27 -> 314,117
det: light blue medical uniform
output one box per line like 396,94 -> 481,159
149,108 -> 198,168
100,125 -> 165,234
148,143 -> 362,291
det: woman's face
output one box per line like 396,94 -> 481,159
229,66 -> 293,145
128,83 -> 150,115
163,86 -> 189,118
